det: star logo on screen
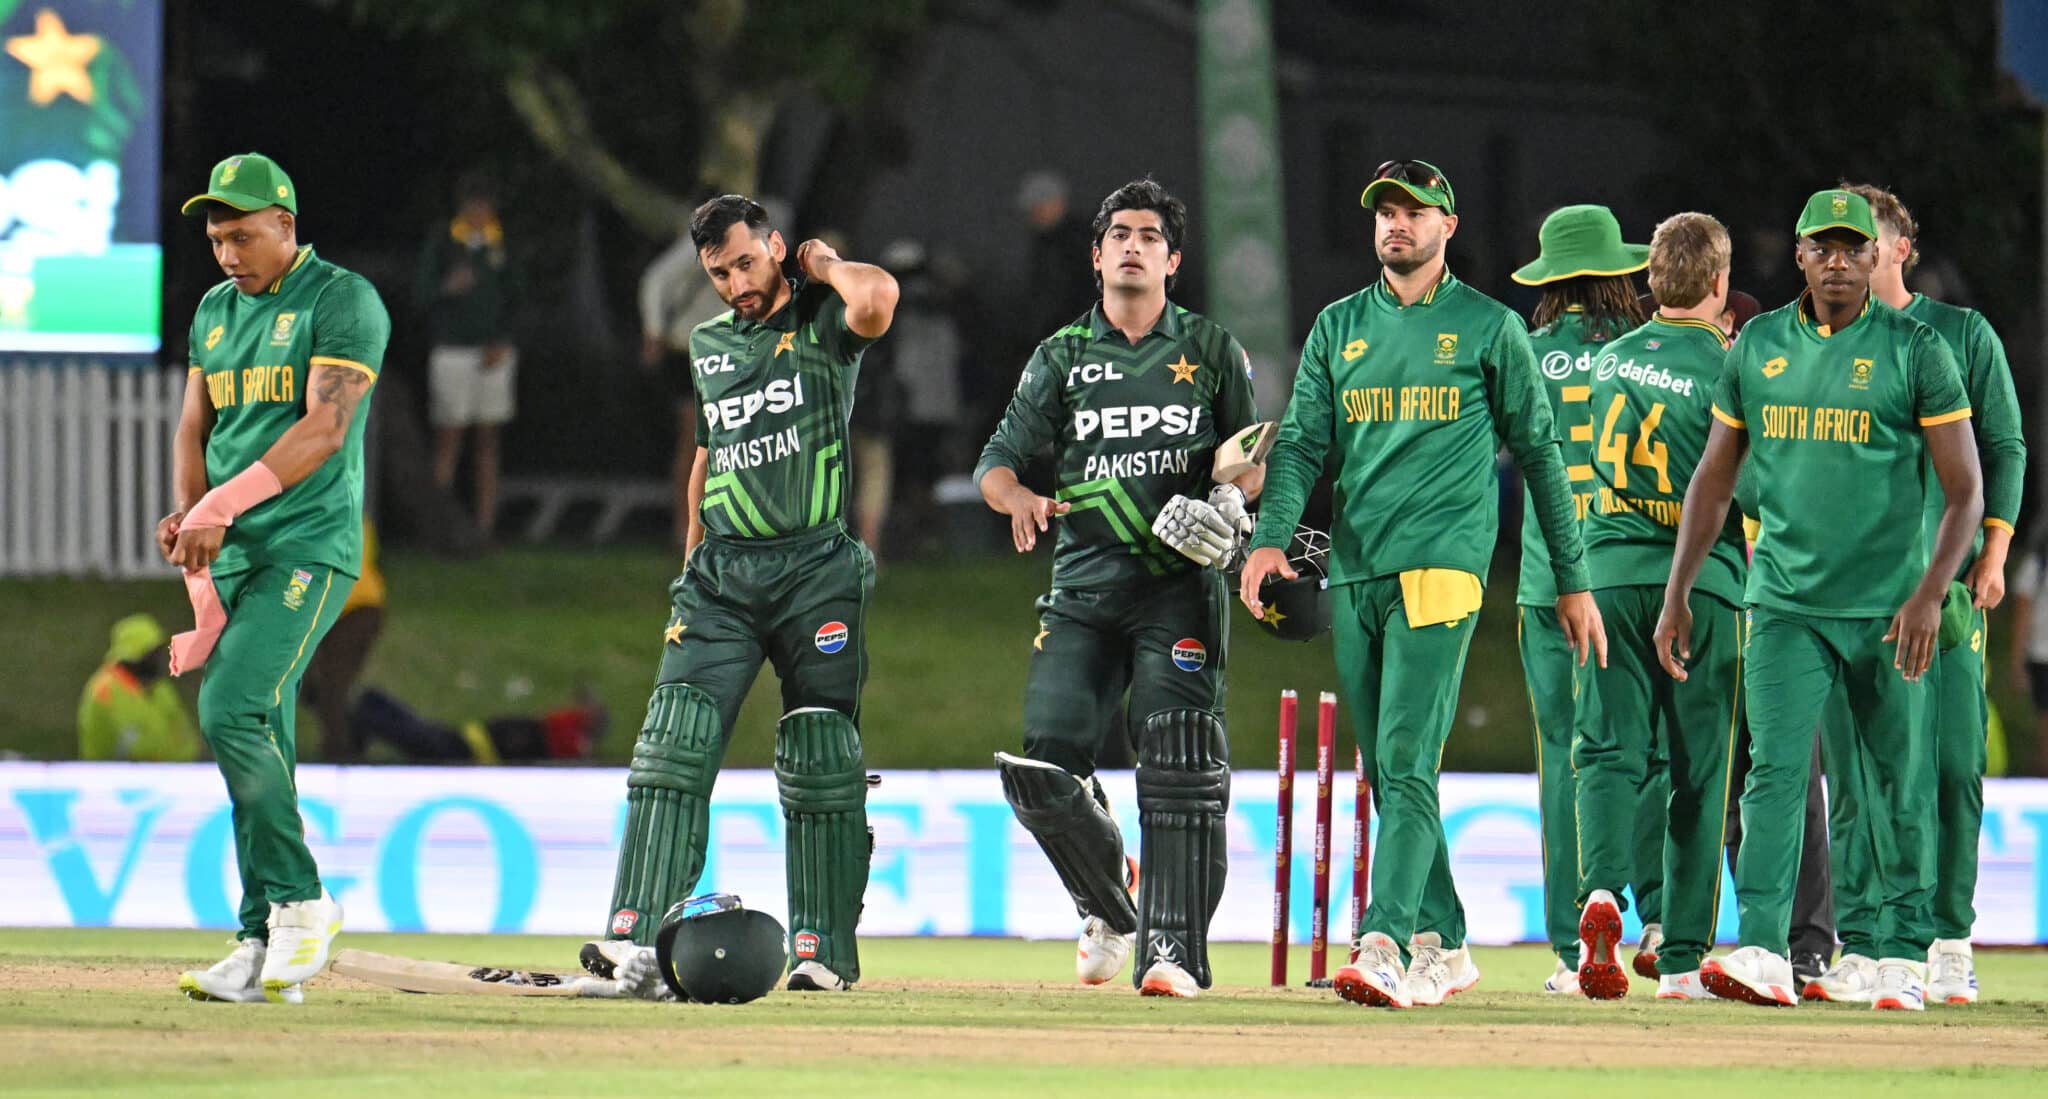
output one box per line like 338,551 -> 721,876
5,10 -> 100,107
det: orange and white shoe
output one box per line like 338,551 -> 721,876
1632,922 -> 1664,981
1076,916 -> 1134,985
1138,959 -> 1199,998
1577,890 -> 1628,1000
1700,946 -> 1798,1007
1870,958 -> 1927,1012
1333,931 -> 1411,1009
1927,940 -> 1977,1005
1543,957 -> 1581,995
1802,953 -> 1878,1003
1406,931 -> 1479,1006
1655,969 -> 1710,1001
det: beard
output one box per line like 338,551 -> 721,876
1376,235 -> 1440,275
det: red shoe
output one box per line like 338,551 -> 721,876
1577,890 -> 1628,1000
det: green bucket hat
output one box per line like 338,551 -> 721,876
105,613 -> 166,664
1360,159 -> 1456,214
1794,188 -> 1876,240
1511,205 -> 1649,286
181,152 -> 298,216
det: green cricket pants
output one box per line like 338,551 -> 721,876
197,563 -> 353,940
1738,606 -> 1935,960
1573,588 -> 1741,975
1336,576 -> 1473,959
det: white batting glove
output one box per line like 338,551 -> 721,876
614,943 -> 679,1002
1207,484 -> 1254,569
1153,494 -> 1236,567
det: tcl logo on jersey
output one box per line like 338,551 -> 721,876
1171,638 -> 1207,672
814,621 -> 849,654
1065,361 -> 1126,386
705,377 -> 805,430
694,352 -> 737,375
1541,349 -> 1593,380
1073,404 -> 1202,441
611,909 -> 639,936
794,931 -> 821,959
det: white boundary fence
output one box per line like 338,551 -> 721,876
1,363 -> 183,578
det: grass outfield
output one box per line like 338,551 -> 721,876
2,930 -> 2046,1096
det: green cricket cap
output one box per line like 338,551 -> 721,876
1360,159 -> 1456,215
104,613 -> 166,664
1511,204 -> 1649,286
1794,188 -> 1875,241
181,153 -> 297,216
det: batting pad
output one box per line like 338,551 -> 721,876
605,682 -> 723,946
776,707 -> 871,984
1134,708 -> 1231,989
995,751 -> 1139,935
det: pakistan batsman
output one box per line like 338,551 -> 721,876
1657,189 -> 1982,1010
1805,183 -> 2026,1005
166,152 -> 389,1004
582,195 -> 898,996
1571,212 -> 1746,1002
1241,160 -> 1608,1009
1507,204 -> 1664,995
977,179 -> 1263,998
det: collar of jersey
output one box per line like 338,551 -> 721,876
246,246 -> 314,299
730,277 -> 804,333
1373,266 -> 1455,309
1086,298 -> 1185,341
1795,289 -> 1871,340
1650,312 -> 1730,349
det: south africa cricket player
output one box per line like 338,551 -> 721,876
166,152 -> 389,1004
1658,188 -> 1982,1011
1241,159 -> 1607,1009
1571,212 -> 1746,1002
1507,204 -> 1664,995
977,178 -> 1263,998
582,195 -> 898,996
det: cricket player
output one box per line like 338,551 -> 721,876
1802,183 -> 2026,1005
166,152 -> 388,1004
1241,160 -> 1607,1009
1657,189 -> 1982,1010
1507,204 -> 1664,995
1572,212 -> 1746,1002
976,178 -> 1263,998
582,195 -> 897,996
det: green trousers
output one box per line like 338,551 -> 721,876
1335,577 -> 1474,961
1573,588 -> 1740,975
198,563 -> 353,940
1519,605 -> 1668,966
1739,606 -> 1935,960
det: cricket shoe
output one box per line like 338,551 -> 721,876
179,939 -> 303,1004
786,960 -> 851,992
1406,932 -> 1479,1006
1655,970 -> 1710,1001
259,892 -> 341,1003
1801,953 -> 1878,1004
1632,922 -> 1664,981
1137,959 -> 1200,998
1076,916 -> 1135,986
1332,931 -> 1411,1009
1927,939 -> 1977,1005
1543,957 -> 1581,995
1870,958 -> 1927,1012
1577,890 -> 1628,1000
1790,950 -> 1829,989
1699,946 -> 1798,1007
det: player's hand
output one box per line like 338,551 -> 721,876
1152,494 -> 1235,567
1967,551 -> 2008,610
1652,595 -> 1694,681
1557,591 -> 1608,669
156,510 -> 185,563
795,239 -> 841,282
1884,592 -> 1942,682
1238,546 -> 1296,619
1208,484 -> 1254,568
168,525 -> 226,571
1002,485 -> 1068,553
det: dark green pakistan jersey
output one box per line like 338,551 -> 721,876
975,302 -> 1259,589
689,280 -> 874,539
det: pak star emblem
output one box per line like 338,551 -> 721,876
1167,354 -> 1199,384
1262,604 -> 1287,627
1033,628 -> 1049,651
6,10 -> 100,107
774,331 -> 796,357
663,619 -> 686,644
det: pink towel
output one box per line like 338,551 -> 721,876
170,567 -> 227,676
166,462 -> 282,676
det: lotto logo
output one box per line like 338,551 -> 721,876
815,621 -> 849,654
611,909 -> 639,936
1171,638 -> 1207,672
794,931 -> 821,959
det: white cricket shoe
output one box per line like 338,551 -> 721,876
1927,939 -> 1977,1005
1544,957 -> 1581,995
1699,945 -> 1798,1007
1405,931 -> 1479,1006
1871,958 -> 1927,1012
1655,969 -> 1710,1001
1137,959 -> 1200,998
1333,931 -> 1411,1009
1076,916 -> 1134,986
1802,952 -> 1878,1004
259,892 -> 341,1002
1633,922 -> 1664,981
179,939 -> 303,1004
786,960 -> 850,992
1577,890 -> 1628,1000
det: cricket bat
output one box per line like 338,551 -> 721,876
1212,421 -> 1277,483
330,948 -> 620,997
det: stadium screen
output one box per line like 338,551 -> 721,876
0,0 -> 161,354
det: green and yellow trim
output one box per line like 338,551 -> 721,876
310,355 -> 378,381
1510,260 -> 1649,287
272,570 -> 335,707
1985,517 -> 2016,535
1651,313 -> 1730,348
1919,407 -> 1972,428
1796,290 -> 1870,337
267,247 -> 313,294
1797,220 -> 1875,240
1710,405 -> 1745,430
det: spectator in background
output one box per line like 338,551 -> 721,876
300,520 -> 387,761
1019,170 -> 1098,342
870,238 -> 965,556
346,686 -> 606,763
640,209 -> 731,549
78,614 -> 200,762
1721,289 -> 1762,337
417,170 -> 521,533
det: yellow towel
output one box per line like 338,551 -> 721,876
1400,568 -> 1483,629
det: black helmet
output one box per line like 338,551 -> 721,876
1247,525 -> 1331,641
653,893 -> 788,1004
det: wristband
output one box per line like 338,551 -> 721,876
183,461 -> 283,530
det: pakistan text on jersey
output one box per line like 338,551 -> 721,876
205,364 -> 297,409
711,426 -> 803,473
1082,448 -> 1193,481
1759,404 -> 1872,444
1339,385 -> 1461,425
1597,488 -> 1682,527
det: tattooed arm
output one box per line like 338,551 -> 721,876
258,362 -> 375,486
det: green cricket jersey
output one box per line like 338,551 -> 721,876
1515,308 -> 1610,606
1711,293 -> 1970,618
1250,271 -> 1589,591
1582,314 -> 1746,605
689,280 -> 872,539
974,301 -> 1259,589
1902,294 -> 2026,574
187,246 -> 388,577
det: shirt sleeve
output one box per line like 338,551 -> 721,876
1710,339 -> 1747,430
1912,326 -> 1971,426
973,342 -> 1065,486
815,285 -> 880,361
1964,311 -> 2026,533
1483,312 -> 1588,593
311,275 -> 392,378
1247,313 -> 1337,552
1211,330 -> 1261,441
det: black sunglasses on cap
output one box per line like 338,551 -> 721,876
1366,160 -> 1456,215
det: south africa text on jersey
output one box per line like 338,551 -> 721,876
205,364 -> 297,408
711,426 -> 802,473
1759,404 -> 1872,444
1339,385 -> 1461,425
